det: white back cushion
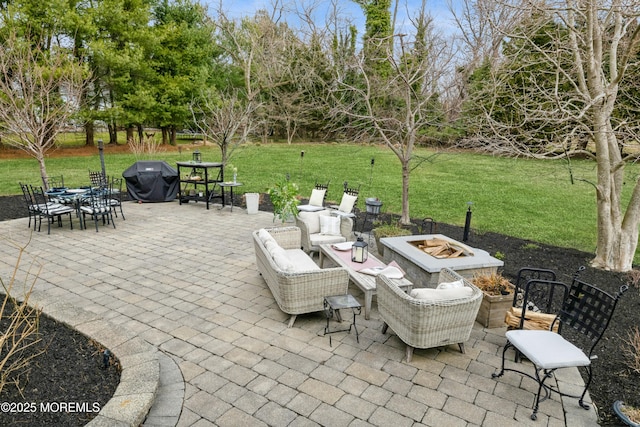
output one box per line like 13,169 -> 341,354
298,210 -> 330,234
309,188 -> 326,207
320,215 -> 341,235
338,193 -> 358,213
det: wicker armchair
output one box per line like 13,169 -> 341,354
377,268 -> 482,362
296,210 -> 354,254
252,226 -> 349,327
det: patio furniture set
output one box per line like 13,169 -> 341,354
252,184 -> 628,420
19,172 -> 125,233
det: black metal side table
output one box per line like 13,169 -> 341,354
323,294 -> 362,346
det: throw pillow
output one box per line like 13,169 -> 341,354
270,246 -> 295,272
258,228 -> 276,246
308,188 -> 326,207
338,193 -> 358,213
436,279 -> 465,289
320,215 -> 341,235
409,287 -> 473,302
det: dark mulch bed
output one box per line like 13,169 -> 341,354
1,194 -> 638,425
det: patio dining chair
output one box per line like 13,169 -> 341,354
30,185 -> 75,234
81,187 -> 116,232
297,180 -> 331,212
89,170 -> 108,188
109,177 -> 126,220
329,182 -> 360,218
44,175 -> 65,190
19,182 -> 39,229
492,273 -> 627,420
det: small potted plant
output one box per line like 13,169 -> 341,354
473,271 -> 515,328
614,401 -> 640,426
267,178 -> 299,223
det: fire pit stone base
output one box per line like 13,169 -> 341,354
381,234 -> 504,287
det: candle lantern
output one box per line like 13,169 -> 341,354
351,237 -> 368,263
193,150 -> 202,163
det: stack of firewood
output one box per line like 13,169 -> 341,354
417,239 -> 464,258
505,306 -> 559,332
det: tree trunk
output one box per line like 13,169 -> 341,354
169,126 -> 177,146
126,126 -> 135,143
400,160 -> 411,224
161,127 -> 169,145
85,121 -> 95,146
108,123 -> 118,144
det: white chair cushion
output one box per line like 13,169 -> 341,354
297,205 -> 325,212
409,287 -> 473,302
436,279 -> 465,289
320,215 -> 341,236
506,329 -> 591,369
258,228 -> 276,246
298,210 -> 330,234
338,193 -> 358,213
270,245 -> 295,272
285,249 -> 320,271
309,233 -> 346,246
308,188 -> 326,207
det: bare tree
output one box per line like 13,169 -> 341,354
331,4 -> 454,224
190,89 -> 255,166
0,33 -> 86,189
462,0 -> 640,271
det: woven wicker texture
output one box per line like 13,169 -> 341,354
377,268 -> 482,352
296,212 -> 354,253
253,226 -> 349,327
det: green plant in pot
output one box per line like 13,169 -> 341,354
268,179 -> 299,223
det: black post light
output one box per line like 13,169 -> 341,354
463,201 -> 473,242
352,237 -> 369,263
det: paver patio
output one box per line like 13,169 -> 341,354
0,200 -> 598,426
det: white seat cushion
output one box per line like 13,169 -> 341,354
297,204 -> 325,212
309,233 -> 346,246
286,249 -> 320,271
506,330 -> 591,369
409,287 -> 473,302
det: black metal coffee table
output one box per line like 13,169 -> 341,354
323,294 -> 362,346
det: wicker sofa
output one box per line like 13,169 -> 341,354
377,268 -> 482,362
295,209 -> 354,254
252,226 -> 349,328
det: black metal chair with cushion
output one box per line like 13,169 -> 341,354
81,187 -> 115,232
19,182 -> 39,229
30,185 -> 75,234
44,175 -> 65,190
493,273 -> 628,420
89,170 -> 107,188
109,177 -> 126,220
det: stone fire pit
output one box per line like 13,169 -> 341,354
381,234 -> 504,287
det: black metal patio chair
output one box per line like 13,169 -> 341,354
30,185 -> 75,234
493,271 -> 627,420
81,187 -> 115,232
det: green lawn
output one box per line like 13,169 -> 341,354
2,142 -> 638,261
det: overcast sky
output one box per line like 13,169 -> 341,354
203,0 -> 459,36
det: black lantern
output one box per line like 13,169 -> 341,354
193,150 -> 202,163
351,237 -> 368,263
